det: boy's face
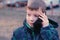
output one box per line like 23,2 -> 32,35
26,8 -> 40,27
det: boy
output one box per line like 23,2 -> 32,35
11,0 -> 59,40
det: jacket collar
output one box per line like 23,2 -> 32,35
23,19 -> 40,34
23,19 -> 34,31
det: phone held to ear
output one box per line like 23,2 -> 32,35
33,18 -> 59,28
34,18 -> 43,27
33,18 -> 43,33
34,18 -> 59,28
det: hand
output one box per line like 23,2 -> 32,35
38,9 -> 49,27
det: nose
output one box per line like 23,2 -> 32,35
30,16 -> 34,22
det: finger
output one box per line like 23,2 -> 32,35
38,11 -> 46,17
39,16 -> 45,22
39,11 -> 46,17
39,8 -> 46,16
38,12 -> 47,19
39,15 -> 48,21
38,8 -> 48,19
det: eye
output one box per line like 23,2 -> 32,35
34,15 -> 38,17
27,14 -> 31,16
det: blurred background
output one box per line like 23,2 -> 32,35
0,0 -> 60,40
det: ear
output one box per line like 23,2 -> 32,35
25,6 -> 28,12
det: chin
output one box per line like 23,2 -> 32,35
29,23 -> 33,27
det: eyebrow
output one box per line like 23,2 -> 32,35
27,6 -> 39,10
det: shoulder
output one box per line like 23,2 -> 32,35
40,24 -> 59,36
40,24 -> 58,33
11,26 -> 26,40
40,24 -> 59,40
13,26 -> 26,36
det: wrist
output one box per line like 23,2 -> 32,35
42,23 -> 49,28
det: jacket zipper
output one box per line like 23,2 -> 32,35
32,32 -> 35,40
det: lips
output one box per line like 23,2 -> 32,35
30,22 -> 34,25
30,22 -> 33,24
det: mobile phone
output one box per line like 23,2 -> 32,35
33,18 -> 43,33
34,18 -> 42,27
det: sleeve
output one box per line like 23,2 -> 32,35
40,24 -> 59,40
11,31 -> 17,40
11,28 -> 22,40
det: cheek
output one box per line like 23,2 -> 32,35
26,15 -> 38,22
33,17 -> 38,22
26,15 -> 29,21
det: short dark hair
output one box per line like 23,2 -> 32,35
27,6 -> 46,13
27,0 -> 46,13
27,6 -> 39,10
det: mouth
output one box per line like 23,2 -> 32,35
30,23 -> 33,25
29,22 -> 34,25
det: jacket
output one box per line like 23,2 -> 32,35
11,19 -> 59,40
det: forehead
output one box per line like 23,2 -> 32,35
27,7 -> 42,13
27,9 -> 40,16
27,9 -> 38,14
